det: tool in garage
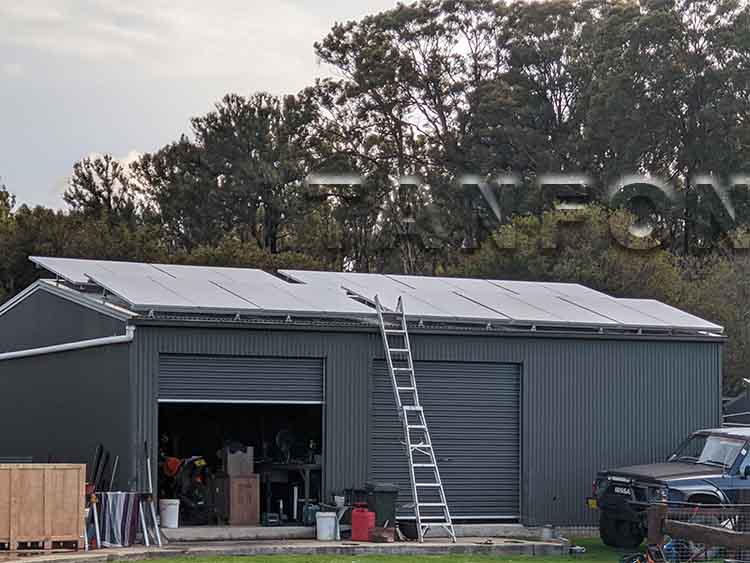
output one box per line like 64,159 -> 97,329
108,456 -> 119,491
375,295 -> 456,543
86,444 -> 104,549
143,442 -> 162,547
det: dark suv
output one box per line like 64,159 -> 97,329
588,427 -> 750,548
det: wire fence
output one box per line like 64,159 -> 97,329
636,502 -> 750,563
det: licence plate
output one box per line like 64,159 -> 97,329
613,486 -> 632,496
587,498 -> 598,509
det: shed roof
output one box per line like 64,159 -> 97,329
27,256 -> 723,336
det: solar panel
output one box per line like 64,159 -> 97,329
451,279 -> 565,324
30,256 -> 173,285
285,270 -> 494,319
534,283 -> 669,328
487,281 -> 620,326
96,260 -> 174,281
207,278 -> 370,316
30,256 -> 114,285
618,299 -> 723,332
287,284 -> 375,315
280,270 -> 346,289
387,275 -> 509,321
85,271 -> 196,310
393,275 -> 562,323
156,264 -> 293,290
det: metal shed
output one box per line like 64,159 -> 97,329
0,257 -> 725,526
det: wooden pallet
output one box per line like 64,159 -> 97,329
0,464 -> 85,551
0,538 -> 84,551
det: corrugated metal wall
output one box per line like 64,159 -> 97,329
0,343 -> 132,487
0,288 -> 125,353
129,322 -> 722,526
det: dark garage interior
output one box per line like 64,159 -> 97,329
158,403 -> 323,526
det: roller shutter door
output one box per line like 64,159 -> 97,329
370,361 -> 520,519
159,354 -> 323,404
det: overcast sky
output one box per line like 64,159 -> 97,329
0,0 -> 398,209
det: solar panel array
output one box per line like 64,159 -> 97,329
28,257 -> 723,333
30,256 -> 371,317
280,270 -> 723,333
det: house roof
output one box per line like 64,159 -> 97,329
26,256 -> 723,336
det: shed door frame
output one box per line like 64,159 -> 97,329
156,352 -> 328,503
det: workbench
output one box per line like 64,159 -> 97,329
256,462 -> 321,520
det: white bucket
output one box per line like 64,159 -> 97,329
159,499 -> 180,529
316,511 -> 337,541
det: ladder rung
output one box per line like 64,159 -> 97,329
418,502 -> 447,507
393,367 -> 413,372
407,424 -> 427,429
398,386 -> 416,391
413,463 -> 436,468
402,406 -> 423,411
415,483 -> 441,487
389,348 -> 409,353
385,329 -> 406,334
420,516 -> 451,520
410,443 -> 432,449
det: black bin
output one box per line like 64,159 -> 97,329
366,482 -> 399,527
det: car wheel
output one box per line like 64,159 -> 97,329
600,513 -> 645,549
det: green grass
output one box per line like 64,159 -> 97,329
147,538 -> 629,563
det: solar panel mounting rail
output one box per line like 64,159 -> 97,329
375,295 -> 456,543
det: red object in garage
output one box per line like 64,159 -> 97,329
351,503 -> 376,541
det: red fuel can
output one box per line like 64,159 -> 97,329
351,503 -> 376,541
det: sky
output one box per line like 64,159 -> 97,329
0,0 -> 398,209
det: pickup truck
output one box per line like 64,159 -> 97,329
588,427 -> 750,548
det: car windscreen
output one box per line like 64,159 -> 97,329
670,434 -> 745,468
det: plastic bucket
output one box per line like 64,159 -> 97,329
316,511 -> 337,541
159,499 -> 180,529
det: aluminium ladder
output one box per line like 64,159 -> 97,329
375,295 -> 456,543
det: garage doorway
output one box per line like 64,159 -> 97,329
370,360 -> 521,521
157,354 -> 324,526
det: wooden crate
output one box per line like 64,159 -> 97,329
215,474 -> 260,525
0,464 -> 85,550
229,475 -> 260,525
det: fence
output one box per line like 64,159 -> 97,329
645,503 -> 750,562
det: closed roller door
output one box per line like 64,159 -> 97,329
159,354 -> 323,403
370,361 -> 520,519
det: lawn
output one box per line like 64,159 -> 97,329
146,538 -> 628,563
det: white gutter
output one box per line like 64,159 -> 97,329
0,326 -> 135,362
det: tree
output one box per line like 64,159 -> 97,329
132,137 -> 221,252
0,182 -> 15,301
583,0 -> 750,255
64,154 -> 138,226
191,92 -> 317,253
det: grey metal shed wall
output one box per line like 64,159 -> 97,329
0,343 -> 132,488
410,334 -> 722,526
129,323 -> 722,526
0,288 -> 126,353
